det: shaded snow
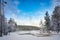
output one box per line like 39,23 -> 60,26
0,31 -> 60,40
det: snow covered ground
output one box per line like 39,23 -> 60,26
0,31 -> 60,40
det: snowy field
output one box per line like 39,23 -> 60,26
0,30 -> 60,40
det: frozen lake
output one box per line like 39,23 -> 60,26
0,31 -> 60,40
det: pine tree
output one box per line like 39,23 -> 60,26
52,6 -> 60,33
8,18 -> 17,32
45,11 -> 50,33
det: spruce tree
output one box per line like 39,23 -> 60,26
45,11 -> 50,33
52,6 -> 60,33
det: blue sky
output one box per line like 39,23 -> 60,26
4,0 -> 60,26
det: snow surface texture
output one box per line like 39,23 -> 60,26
0,31 -> 60,40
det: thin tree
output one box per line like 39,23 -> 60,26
45,11 -> 50,33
